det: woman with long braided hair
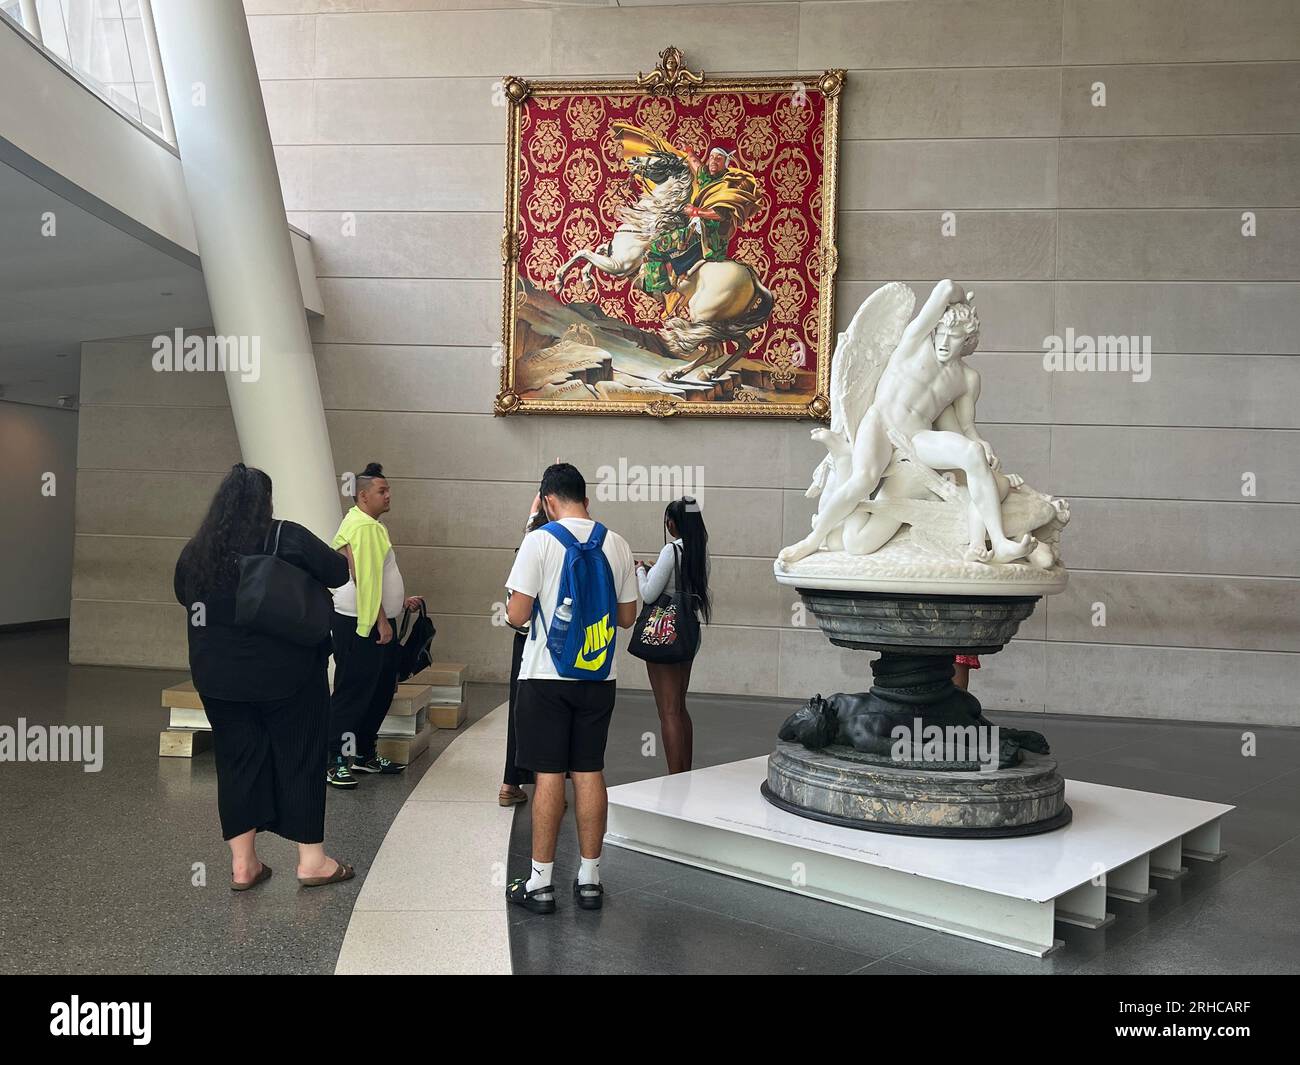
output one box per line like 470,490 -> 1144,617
635,497 -> 711,774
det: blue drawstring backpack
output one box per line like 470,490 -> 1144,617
530,521 -> 618,680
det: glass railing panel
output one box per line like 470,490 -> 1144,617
58,0 -> 143,122
0,2 -> 26,31
34,0 -> 71,62
3,0 -> 172,144
120,3 -> 163,135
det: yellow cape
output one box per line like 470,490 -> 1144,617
613,121 -> 761,228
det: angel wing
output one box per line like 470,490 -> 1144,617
829,281 -> 916,440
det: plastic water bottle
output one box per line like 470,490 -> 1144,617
552,597 -> 573,641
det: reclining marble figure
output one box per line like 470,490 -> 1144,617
779,690 -> 1050,770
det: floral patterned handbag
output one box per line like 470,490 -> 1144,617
628,545 -> 700,664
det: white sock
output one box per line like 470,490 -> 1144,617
578,854 -> 601,887
526,859 -> 554,894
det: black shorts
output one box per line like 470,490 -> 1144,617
514,678 -> 616,774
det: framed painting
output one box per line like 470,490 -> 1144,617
494,46 -> 844,420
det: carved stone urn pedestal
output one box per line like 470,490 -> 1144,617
766,582 -> 1071,838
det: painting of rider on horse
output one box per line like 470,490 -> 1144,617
495,54 -> 845,418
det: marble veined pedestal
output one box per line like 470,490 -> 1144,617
606,757 -> 1231,957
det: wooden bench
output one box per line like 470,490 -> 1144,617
159,661 -> 469,760
159,680 -> 211,758
377,662 -> 468,760
407,661 -> 467,730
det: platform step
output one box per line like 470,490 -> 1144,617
378,706 -> 427,738
161,679 -> 209,755
168,706 -> 210,730
428,701 -> 467,730
160,667 -> 465,755
410,662 -> 465,688
376,723 -> 433,764
389,683 -> 432,716
160,679 -> 203,711
159,729 -> 212,758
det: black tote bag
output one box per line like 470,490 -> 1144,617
628,545 -> 700,664
396,601 -> 437,681
234,521 -> 333,647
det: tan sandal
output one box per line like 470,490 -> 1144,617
498,785 -> 528,807
298,861 -> 355,888
231,863 -> 272,892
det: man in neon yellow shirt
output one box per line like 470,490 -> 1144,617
327,462 -> 422,788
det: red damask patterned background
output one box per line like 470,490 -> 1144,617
514,88 -> 830,386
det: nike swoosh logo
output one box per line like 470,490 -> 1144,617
574,646 -> 608,670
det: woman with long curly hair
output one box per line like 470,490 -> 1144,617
173,463 -> 354,890
635,497 -> 711,774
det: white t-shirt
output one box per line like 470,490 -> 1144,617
506,518 -> 638,682
332,546 -> 406,621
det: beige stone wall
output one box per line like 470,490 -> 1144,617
72,0 -> 1300,723
1,402 -> 78,626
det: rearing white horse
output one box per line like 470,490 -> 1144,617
551,152 -> 774,382
552,153 -> 692,292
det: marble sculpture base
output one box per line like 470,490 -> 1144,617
773,544 -> 1068,598
766,585 -> 1070,835
764,741 -> 1071,838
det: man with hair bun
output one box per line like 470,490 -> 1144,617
327,462 -> 422,787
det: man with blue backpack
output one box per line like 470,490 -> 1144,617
504,463 -> 639,914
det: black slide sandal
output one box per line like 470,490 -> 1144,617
506,878 -> 557,914
573,880 -> 604,911
231,863 -> 272,892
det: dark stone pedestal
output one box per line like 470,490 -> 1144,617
765,588 -> 1071,838
764,741 -> 1070,838
798,589 -> 1039,654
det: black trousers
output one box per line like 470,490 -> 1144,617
202,669 -> 329,844
503,630 -> 534,787
329,610 -> 400,761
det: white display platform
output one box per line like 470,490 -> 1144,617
605,757 -> 1232,957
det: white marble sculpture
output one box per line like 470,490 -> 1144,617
775,280 -> 1069,594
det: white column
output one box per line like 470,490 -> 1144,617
137,1 -> 176,143
18,0 -> 42,43
151,0 -> 340,541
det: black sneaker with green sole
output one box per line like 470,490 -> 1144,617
352,754 -> 407,775
326,758 -> 358,789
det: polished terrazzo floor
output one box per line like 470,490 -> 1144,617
1,627 -> 1297,975
507,684 -> 1300,975
0,626 -> 502,975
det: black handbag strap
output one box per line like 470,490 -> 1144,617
670,542 -> 701,614
649,543 -> 684,608
398,599 -> 426,642
262,520 -> 284,558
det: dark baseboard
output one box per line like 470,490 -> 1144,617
0,618 -> 70,635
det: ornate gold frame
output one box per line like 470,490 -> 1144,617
494,46 -> 844,421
